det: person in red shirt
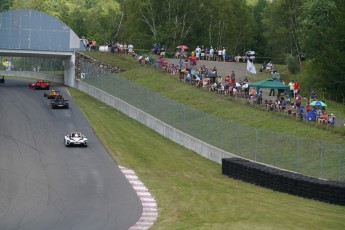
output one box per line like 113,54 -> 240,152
224,73 -> 231,87
189,55 -> 197,66
294,80 -> 300,97
230,71 -> 236,84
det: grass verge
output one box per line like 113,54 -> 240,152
70,88 -> 345,229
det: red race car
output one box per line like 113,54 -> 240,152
29,80 -> 50,90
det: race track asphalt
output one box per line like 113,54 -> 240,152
0,78 -> 142,230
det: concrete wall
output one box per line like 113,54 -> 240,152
75,79 -> 236,164
63,54 -> 75,87
0,70 -> 63,83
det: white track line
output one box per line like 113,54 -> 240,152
120,166 -> 158,230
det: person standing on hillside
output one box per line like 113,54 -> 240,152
209,47 -> 214,61
153,43 -> 159,55
222,47 -> 226,62
200,46 -> 205,60
217,48 -> 223,62
195,46 -> 201,60
288,80 -> 295,98
294,80 -> 300,97
189,54 -> 197,66
179,59 -> 184,69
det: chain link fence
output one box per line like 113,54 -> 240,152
80,61 -> 345,182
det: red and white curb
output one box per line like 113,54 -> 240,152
119,166 -> 158,230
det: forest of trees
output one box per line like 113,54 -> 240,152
1,0 -> 345,100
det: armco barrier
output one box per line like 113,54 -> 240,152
222,158 -> 345,206
74,79 -> 236,164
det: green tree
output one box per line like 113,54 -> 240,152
300,0 -> 336,60
300,0 -> 344,100
0,0 -> 13,12
285,53 -> 300,74
121,0 -> 255,55
252,0 -> 268,59
261,0 -> 303,64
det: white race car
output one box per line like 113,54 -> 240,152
64,132 -> 88,147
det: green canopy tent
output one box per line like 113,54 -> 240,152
248,77 -> 289,92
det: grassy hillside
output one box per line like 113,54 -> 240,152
84,52 -> 345,142
69,52 -> 345,229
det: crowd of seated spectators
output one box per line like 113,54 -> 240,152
132,51 -> 337,127
261,89 -> 336,125
174,62 -> 251,98
137,53 -> 252,98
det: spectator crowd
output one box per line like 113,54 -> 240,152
86,41 -> 338,127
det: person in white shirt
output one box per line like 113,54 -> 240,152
209,47 -> 214,61
128,44 -> 134,54
217,49 -> 223,61
217,76 -> 222,84
222,47 -> 226,62
195,75 -> 200,86
195,46 -> 201,60
232,86 -> 238,96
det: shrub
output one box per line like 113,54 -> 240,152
286,54 -> 300,74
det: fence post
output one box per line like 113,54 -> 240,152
338,145 -> 341,182
275,132 -> 278,164
296,137 -> 300,173
320,142 -> 324,179
220,119 -> 223,149
172,103 -> 175,128
254,127 -> 258,162
183,106 -> 186,132
236,124 -> 240,156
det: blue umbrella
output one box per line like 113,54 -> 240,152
310,100 -> 327,107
